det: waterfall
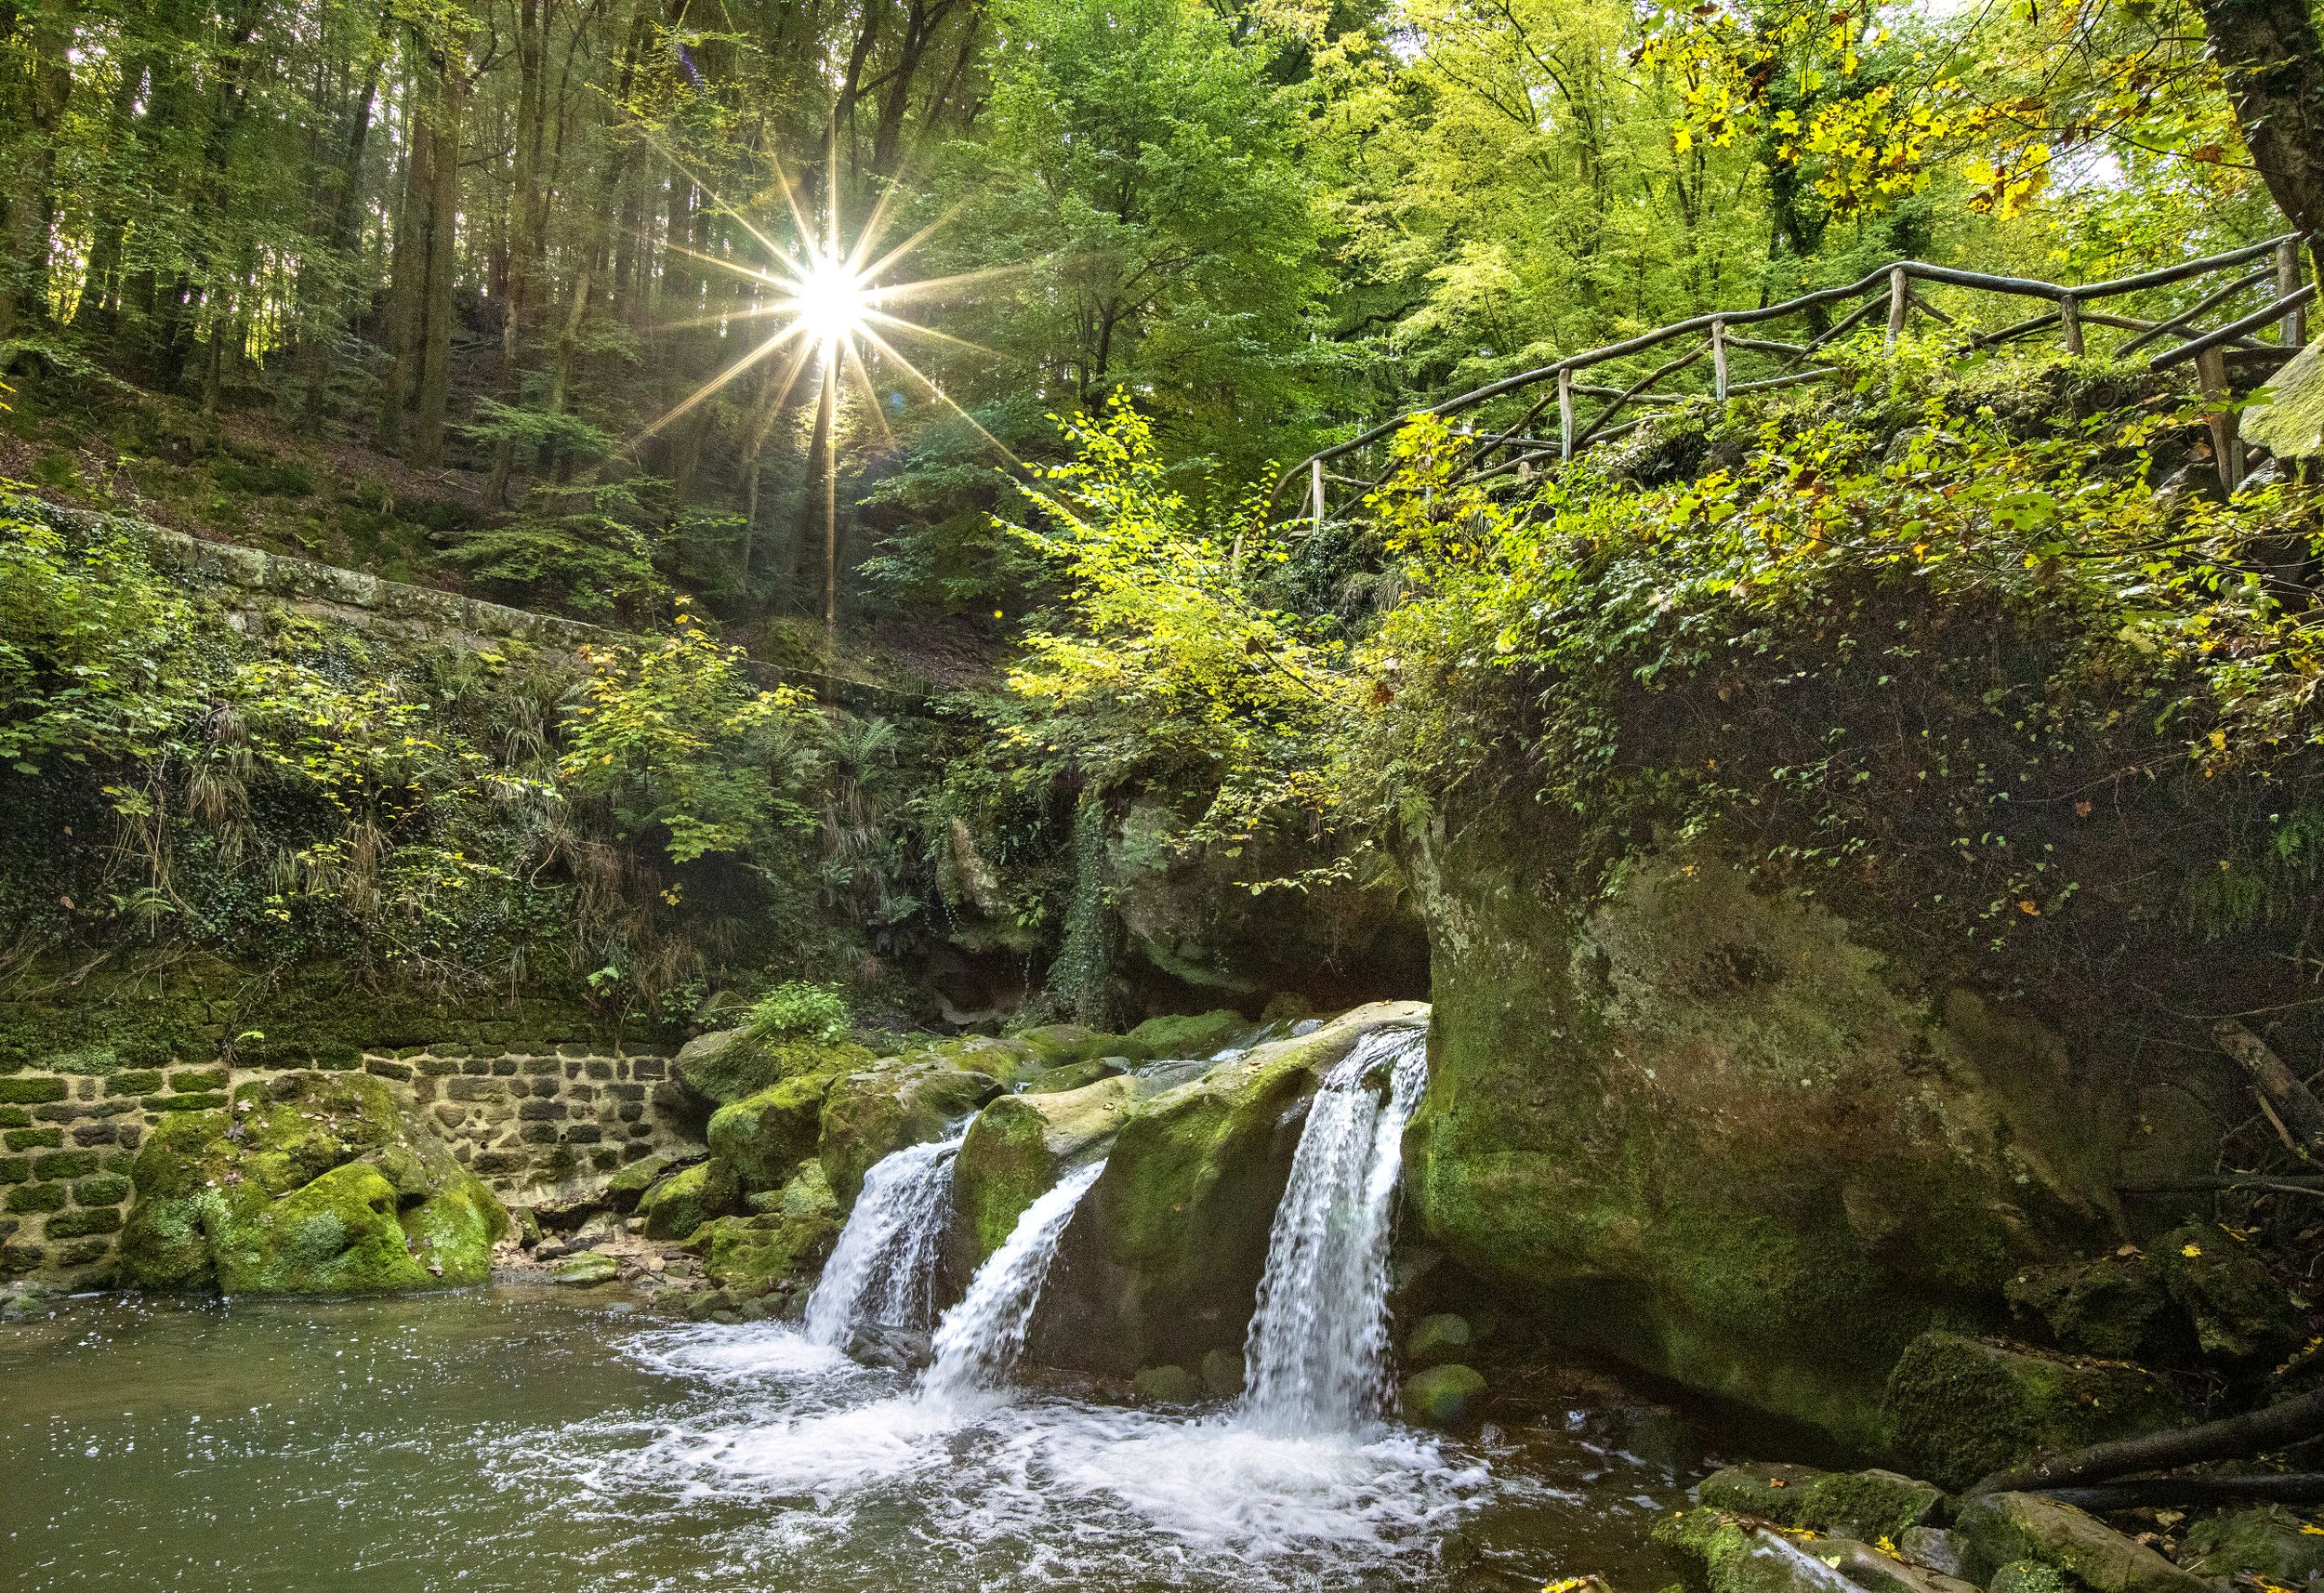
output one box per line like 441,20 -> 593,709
921,1159 -> 1106,1402
803,1132 -> 965,1347
1237,1024 -> 1430,1434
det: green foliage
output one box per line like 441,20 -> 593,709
1000,396 -> 1342,847
560,598 -> 821,865
744,981 -> 851,1044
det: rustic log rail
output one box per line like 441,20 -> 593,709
1274,230 -> 2317,526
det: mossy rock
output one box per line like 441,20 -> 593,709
1200,1348 -> 1247,1397
670,1029 -> 870,1118
2152,1225 -> 2296,1362
2007,1253 -> 2171,1360
1032,1002 -> 1430,1376
1132,1363 -> 1202,1404
1657,1511 -> 1980,1593
817,1060 -> 1003,1205
1989,1560 -> 2075,1593
1007,1024 -> 1118,1068
1406,1312 -> 1473,1369
1697,1462 -> 1944,1541
691,1185 -> 841,1298
637,1158 -> 742,1242
706,1073 -> 839,1191
1401,1363 -> 1486,1428
1121,1009 -> 1248,1061
949,1075 -> 1138,1274
605,1154 -> 672,1215
1021,1059 -> 1129,1095
116,1073 -> 506,1296
1955,1493 -> 2210,1593
1882,1332 -> 2182,1491
2178,1506 -> 2324,1584
551,1251 -> 619,1287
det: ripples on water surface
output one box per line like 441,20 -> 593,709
0,1288 -> 1705,1592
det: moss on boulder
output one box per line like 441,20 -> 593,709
669,1029 -> 872,1118
691,1165 -> 842,1297
950,1075 -> 1138,1274
1882,1332 -> 2182,1491
637,1157 -> 741,1241
2006,1252 -> 2171,1360
1406,829 -> 2152,1450
706,1073 -> 839,1191
2179,1506 -> 2324,1584
2152,1224 -> 2297,1362
1031,1001 -> 1429,1376
817,1059 -> 1004,1205
1697,1462 -> 1945,1541
117,1072 -> 507,1296
1401,1363 -> 1486,1428
1956,1494 -> 2211,1593
1121,1009 -> 1248,1061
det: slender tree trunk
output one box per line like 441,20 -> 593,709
409,41 -> 464,466
0,0 -> 82,349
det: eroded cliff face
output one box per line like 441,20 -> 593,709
1401,816 -> 2238,1449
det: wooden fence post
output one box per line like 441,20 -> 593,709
1558,368 -> 1575,461
2281,240 -> 2308,348
2060,294 -> 2083,357
1886,266 -> 1909,350
2196,346 -> 2241,493
1711,319 -> 1730,400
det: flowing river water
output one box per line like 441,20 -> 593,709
2,1023 -> 1713,1592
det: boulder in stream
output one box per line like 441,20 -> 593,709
2177,1505 -> 2324,1585
1400,1363 -> 1486,1428
1881,1332 -> 2182,1491
1956,1492 -> 2212,1593
1697,1462 -> 1945,1542
118,1071 -> 507,1296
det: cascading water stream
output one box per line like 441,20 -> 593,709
803,1131 -> 965,1347
921,1159 -> 1106,1403
1237,1023 -> 1431,1434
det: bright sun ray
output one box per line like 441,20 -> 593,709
622,142 -> 1023,649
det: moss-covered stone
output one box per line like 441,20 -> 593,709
1406,830 -> 2146,1451
950,1075 -> 1137,1271
1401,1363 -> 1486,1428
1988,1560 -> 2074,1593
7,1183 -> 65,1214
1200,1348 -> 1247,1397
43,1206 -> 123,1238
706,1073 -> 838,1191
669,1029 -> 871,1118
0,1077 -> 66,1105
637,1157 -> 741,1241
691,1184 -> 842,1298
551,1251 -> 619,1286
1121,1009 -> 1248,1061
817,1060 -> 1004,1205
2178,1507 -> 2324,1585
1658,1511 -> 1980,1593
1020,1059 -> 1129,1095
1956,1494 -> 2210,1593
604,1153 -> 672,1214
5,1127 -> 61,1150
2152,1225 -> 2296,1362
1132,1363 -> 1202,1403
116,1072 -> 507,1296
1697,1462 -> 1945,1541
1007,1025 -> 1116,1068
1035,1002 -> 1429,1376
1882,1332 -> 2182,1490
2007,1253 -> 2171,1360
1406,1312 -> 1473,1368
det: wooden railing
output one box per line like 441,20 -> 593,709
1276,231 -> 2317,524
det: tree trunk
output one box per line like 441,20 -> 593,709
2194,0 -> 2324,279
0,0 -> 82,349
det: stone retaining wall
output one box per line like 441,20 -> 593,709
0,1043 -> 695,1284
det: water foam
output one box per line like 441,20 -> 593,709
922,1158 -> 1103,1402
801,1131 -> 963,1347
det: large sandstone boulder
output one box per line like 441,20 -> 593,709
1029,1000 -> 1430,1376
1402,823 -> 2214,1449
119,1072 -> 507,1295
948,1074 -> 1139,1274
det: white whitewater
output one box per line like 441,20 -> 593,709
921,1158 -> 1106,1402
802,1131 -> 965,1346
1238,1023 -> 1431,1434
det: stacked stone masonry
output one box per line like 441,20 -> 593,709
0,1044 -> 691,1283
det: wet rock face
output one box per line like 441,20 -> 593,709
1030,1000 -> 1432,1377
1402,822 -> 2205,1450
117,1072 -> 508,1295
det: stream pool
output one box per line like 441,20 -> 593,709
1,1287 -> 1705,1592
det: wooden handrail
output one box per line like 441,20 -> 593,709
1269,230 -> 2316,524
